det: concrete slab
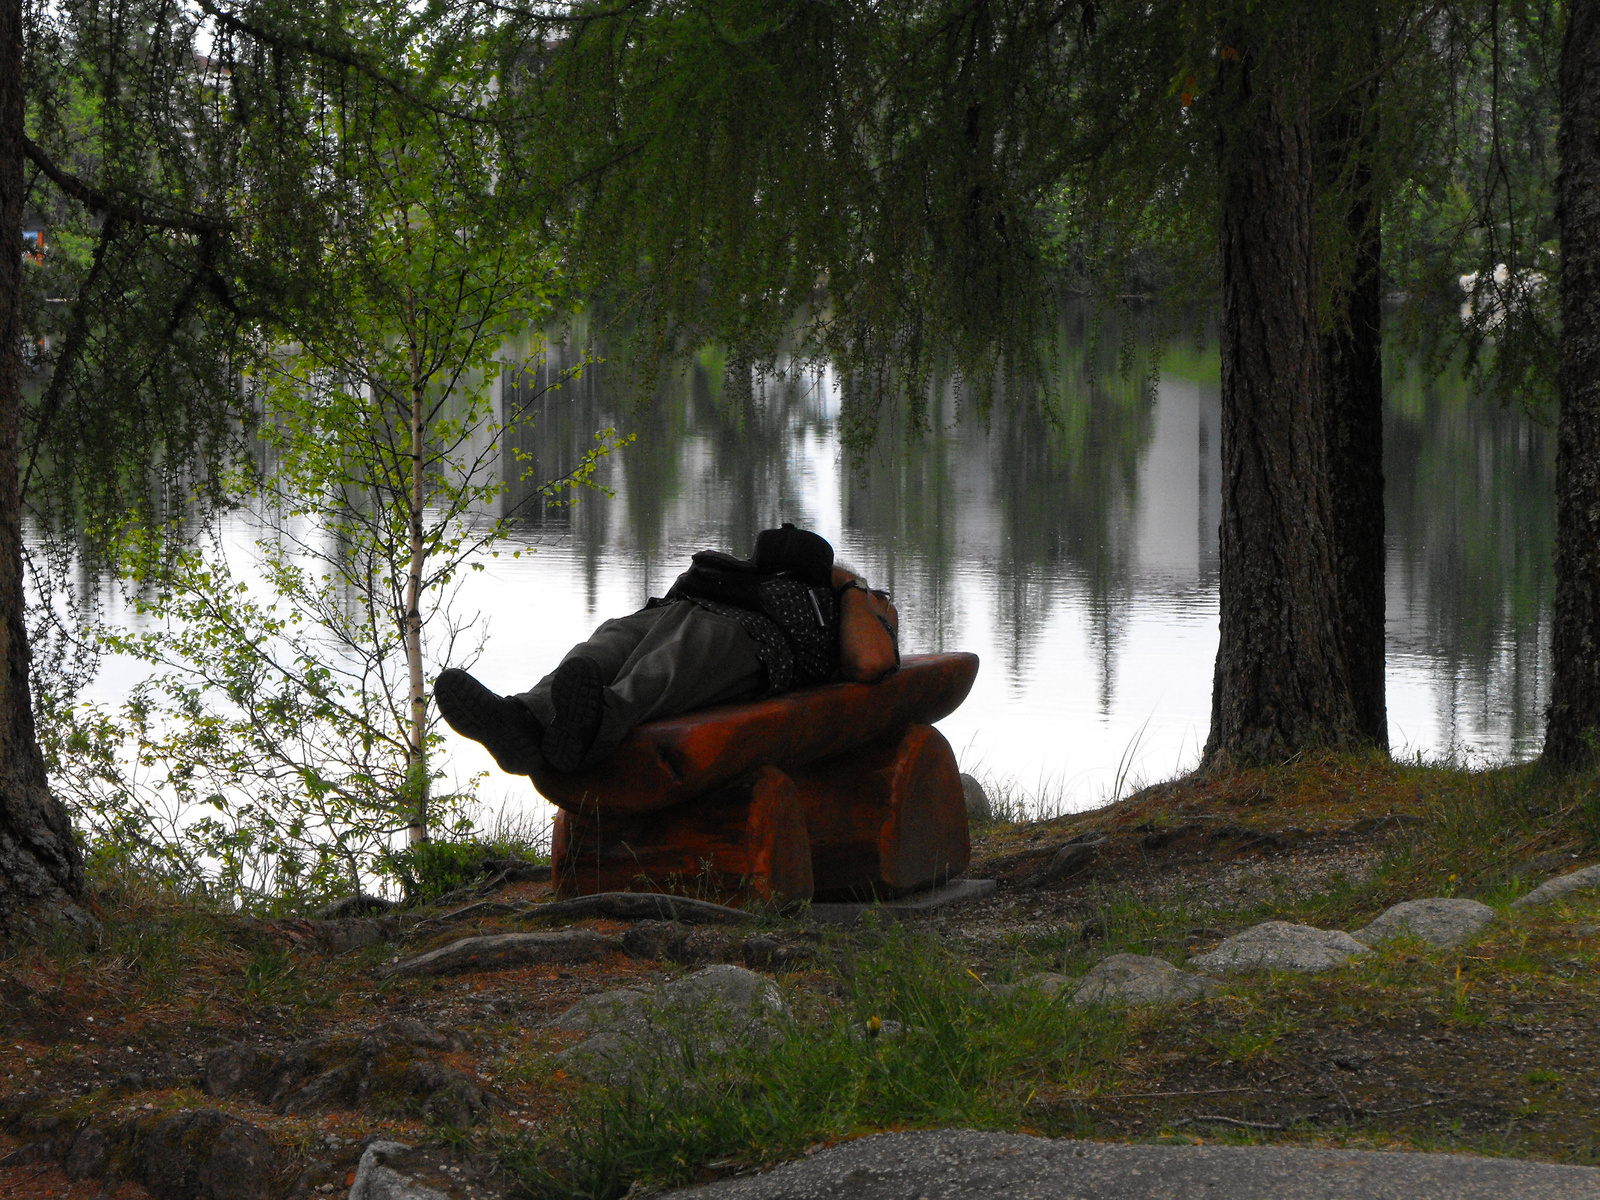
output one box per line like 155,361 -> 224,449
663,1129 -> 1600,1199
805,878 -> 996,925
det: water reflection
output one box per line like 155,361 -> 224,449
1384,352 -> 1554,762
72,313 -> 1558,814
435,314 -> 1553,812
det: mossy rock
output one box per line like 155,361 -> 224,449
203,1018 -> 494,1124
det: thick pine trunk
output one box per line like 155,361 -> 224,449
0,0 -> 93,936
1319,75 -> 1389,750
1203,18 -> 1360,766
1546,0 -> 1600,768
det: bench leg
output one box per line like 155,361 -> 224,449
791,723 -> 970,900
551,765 -> 814,906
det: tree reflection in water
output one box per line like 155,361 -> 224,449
458,311 -> 1554,807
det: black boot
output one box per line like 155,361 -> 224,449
542,655 -> 605,772
434,668 -> 545,774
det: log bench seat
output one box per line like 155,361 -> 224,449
531,652 -> 979,906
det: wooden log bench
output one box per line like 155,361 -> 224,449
529,652 -> 979,906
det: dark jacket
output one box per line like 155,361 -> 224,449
661,526 -> 840,692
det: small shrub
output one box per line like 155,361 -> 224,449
385,840 -> 491,906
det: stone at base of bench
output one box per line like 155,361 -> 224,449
550,723 -> 970,906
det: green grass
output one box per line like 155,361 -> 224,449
499,928 -> 1130,1199
241,945 -> 301,1002
382,824 -> 552,906
1420,760 -> 1600,884
14,750 -> 1597,1196
493,757 -> 1600,1198
1201,1012 -> 1296,1064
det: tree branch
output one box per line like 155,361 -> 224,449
23,138 -> 232,234
196,0 -> 495,125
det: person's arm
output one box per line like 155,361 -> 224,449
834,564 -> 900,683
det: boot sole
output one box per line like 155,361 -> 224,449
543,656 -> 604,772
435,669 -> 543,774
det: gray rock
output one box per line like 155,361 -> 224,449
548,986 -> 648,1033
355,1018 -> 474,1055
550,964 -> 788,1035
740,934 -> 817,971
1070,953 -> 1219,1005
385,929 -> 615,978
272,1022 -> 488,1121
203,1044 -> 275,1099
621,919 -> 688,961
131,1109 -> 277,1200
658,1127 -> 1600,1200
621,920 -> 747,965
1511,863 -> 1600,909
960,774 -> 992,823
0,1140 -> 56,1168
205,1020 -> 489,1123
314,917 -> 401,955
347,1141 -> 449,1200
316,894 -> 394,920
404,1060 -> 498,1127
548,964 -> 791,1083
1351,898 -> 1496,948
63,1125 -> 109,1180
1189,921 -> 1367,974
1023,835 -> 1105,887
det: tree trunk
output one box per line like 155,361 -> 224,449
0,0 -> 94,937
1319,60 -> 1389,749
1203,16 -> 1360,766
1545,0 -> 1600,769
404,302 -> 429,844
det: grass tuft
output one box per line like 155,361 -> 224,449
501,928 -> 1128,1199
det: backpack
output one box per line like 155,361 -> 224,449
665,523 -> 835,608
665,526 -> 839,686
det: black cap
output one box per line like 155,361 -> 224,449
752,523 -> 833,587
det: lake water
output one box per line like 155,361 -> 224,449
80,317 -> 1558,820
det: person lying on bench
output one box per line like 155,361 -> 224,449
434,523 -> 900,775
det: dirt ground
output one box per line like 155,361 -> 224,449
2,758 -> 1597,1197
956,771 -> 1600,1162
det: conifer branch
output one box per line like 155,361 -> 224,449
23,138 -> 232,234
194,0 -> 496,125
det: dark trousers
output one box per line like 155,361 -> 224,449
514,600 -> 766,766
